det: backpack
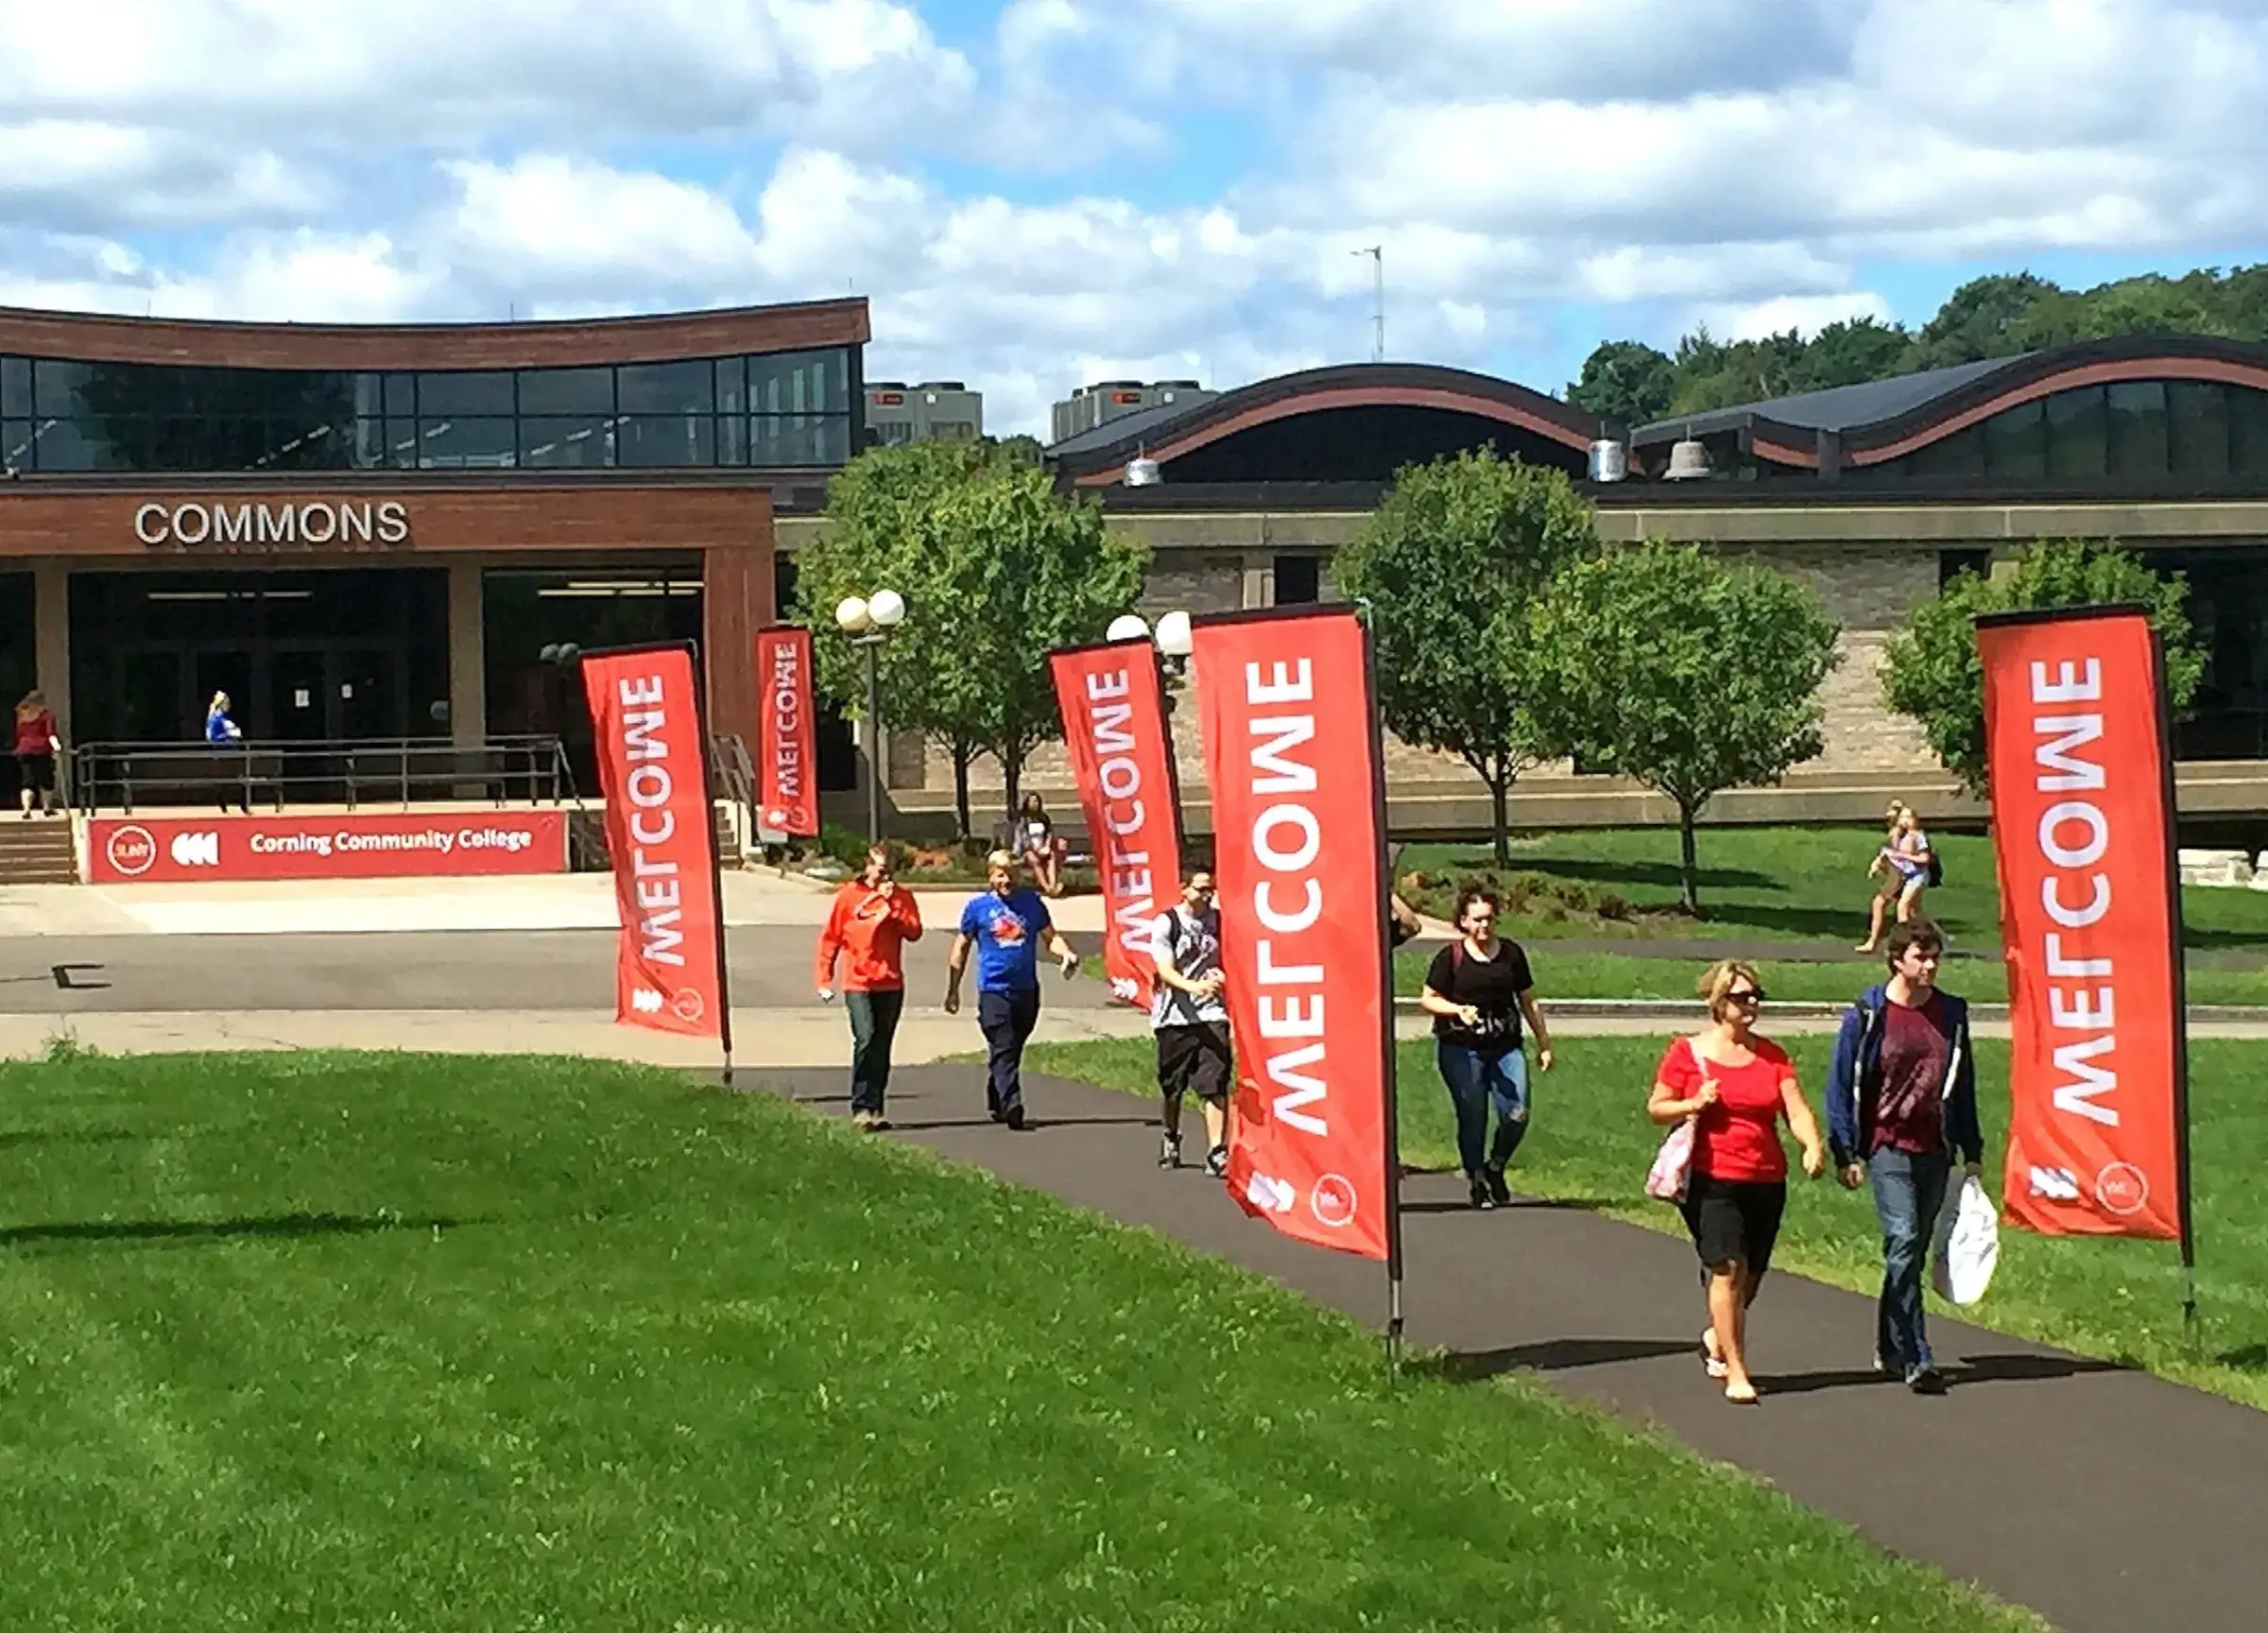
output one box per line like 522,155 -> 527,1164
1926,851 -> 1944,889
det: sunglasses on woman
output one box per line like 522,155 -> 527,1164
1727,988 -> 1766,1005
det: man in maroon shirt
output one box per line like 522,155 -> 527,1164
1826,921 -> 1984,1394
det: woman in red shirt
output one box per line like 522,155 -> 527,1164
1650,959 -> 1827,1403
12,690 -> 60,817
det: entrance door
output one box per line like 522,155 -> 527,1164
269,650 -> 329,743
334,648 -> 405,740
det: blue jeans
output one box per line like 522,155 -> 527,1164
977,988 -> 1041,1118
1868,1146 -> 1952,1372
1435,1040 -> 1529,1177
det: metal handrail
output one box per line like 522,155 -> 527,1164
710,732 -> 757,810
72,734 -> 576,816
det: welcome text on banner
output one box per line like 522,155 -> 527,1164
755,626 -> 819,837
1978,607 -> 2189,1244
581,644 -> 731,1042
1193,608 -> 1397,1263
1049,641 -> 1183,1010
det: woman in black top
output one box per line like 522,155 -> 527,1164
1418,886 -> 1555,1209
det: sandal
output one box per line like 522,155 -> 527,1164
1700,1330 -> 1728,1381
1724,1381 -> 1760,1405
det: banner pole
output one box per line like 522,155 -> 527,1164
1360,618 -> 1406,1374
689,636 -> 738,1092
2152,626 -> 2198,1335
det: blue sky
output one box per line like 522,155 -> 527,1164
2,0 -> 2265,433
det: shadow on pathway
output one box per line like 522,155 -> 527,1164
747,1061 -> 2267,1633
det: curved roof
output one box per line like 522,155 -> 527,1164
1050,363 -> 1601,486
0,297 -> 869,370
1632,335 -> 2268,470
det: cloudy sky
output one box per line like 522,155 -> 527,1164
3,0 -> 2264,434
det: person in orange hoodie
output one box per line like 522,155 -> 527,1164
816,846 -> 926,1130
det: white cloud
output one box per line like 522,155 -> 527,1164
1699,292 -> 1898,343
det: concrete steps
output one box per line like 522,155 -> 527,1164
0,816 -> 77,884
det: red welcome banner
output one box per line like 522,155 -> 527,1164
1979,608 -> 2189,1245
755,626 -> 818,836
1193,608 -> 1398,1263
86,811 -> 567,884
581,644 -> 732,1044
1050,640 -> 1183,1010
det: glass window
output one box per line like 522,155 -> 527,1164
616,361 -> 714,416
2169,383 -> 2230,480
352,373 -> 385,419
1910,426 -> 1984,478
747,349 -> 849,415
32,359 -> 93,417
2106,381 -> 2168,479
383,421 -> 421,469
2229,388 -> 2268,476
28,417 -> 128,471
616,414 -> 714,467
1274,555 -> 1321,605
0,357 -> 27,418
716,413 -> 747,465
1939,549 -> 1992,588
352,416 -> 390,470
415,416 -> 517,469
2045,386 -> 2108,480
519,415 -> 618,469
1,421 -> 29,469
1983,398 -> 2047,479
385,372 -> 416,416
749,414 -> 850,466
416,370 -> 514,417
716,355 -> 747,415
518,367 -> 614,416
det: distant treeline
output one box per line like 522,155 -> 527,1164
1566,267 -> 2268,430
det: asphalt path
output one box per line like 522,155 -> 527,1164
0,929 -> 1120,1014
758,1061 -> 2268,1633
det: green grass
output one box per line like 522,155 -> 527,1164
1028,1035 -> 2268,1413
1391,949 -> 2268,1007
1395,825 -> 2268,953
0,1050 -> 2036,1631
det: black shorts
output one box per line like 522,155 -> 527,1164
15,753 -> 52,795
1157,1023 -> 1230,1104
1679,1174 -> 1786,1275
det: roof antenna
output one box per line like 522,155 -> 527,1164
1353,246 -> 1384,362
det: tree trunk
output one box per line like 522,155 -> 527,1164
950,741 -> 975,842
1002,743 -> 1025,831
1677,799 -> 1702,917
1488,765 -> 1512,867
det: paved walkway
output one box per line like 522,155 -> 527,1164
754,1060 -> 2265,1633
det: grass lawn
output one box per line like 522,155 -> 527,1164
1394,825 -> 2268,954
1027,1035 -> 2268,1413
0,1050 -> 2036,1632
1391,949 -> 2268,1007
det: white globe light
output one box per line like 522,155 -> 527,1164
834,595 -> 872,633
1107,614 -> 1150,644
1155,610 -> 1194,659
868,588 -> 907,628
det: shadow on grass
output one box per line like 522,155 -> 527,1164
0,1127 -> 146,1150
2217,1344 -> 2268,1371
0,1212 -> 470,1249
1417,1336 -> 1698,1381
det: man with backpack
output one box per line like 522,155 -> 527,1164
1151,867 -> 1231,1176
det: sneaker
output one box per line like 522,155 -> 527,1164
1159,1133 -> 1182,1170
850,1110 -> 878,1131
1004,1105 -> 1027,1132
1483,1164 -> 1512,1206
1905,1365 -> 1948,1396
1468,1176 -> 1494,1211
1204,1144 -> 1228,1178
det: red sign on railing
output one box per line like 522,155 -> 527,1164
84,811 -> 569,884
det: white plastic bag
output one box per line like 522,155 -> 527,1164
1932,1174 -> 2000,1305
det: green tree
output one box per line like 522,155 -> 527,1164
1566,340 -> 1676,430
797,440 -> 1149,838
1528,541 -> 1842,914
1800,317 -> 1916,389
1913,273 -> 2060,367
1333,451 -> 1598,864
1881,539 -> 2206,796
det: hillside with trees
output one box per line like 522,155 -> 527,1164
1566,266 -> 2268,429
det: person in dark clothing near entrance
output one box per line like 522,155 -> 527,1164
815,845 -> 925,1131
1418,885 -> 1554,1209
945,851 -> 1079,1129
1826,920 -> 1985,1395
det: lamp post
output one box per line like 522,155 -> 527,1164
834,588 -> 906,843
1108,610 -> 1194,690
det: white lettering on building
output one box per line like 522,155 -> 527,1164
134,500 -> 411,547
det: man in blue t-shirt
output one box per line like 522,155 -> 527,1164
945,850 -> 1081,1129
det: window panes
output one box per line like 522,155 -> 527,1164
749,414 -> 850,466
416,370 -> 514,417
717,356 -> 747,415
0,356 -> 28,418
747,349 -> 848,414
2169,383 -> 2230,480
616,361 -> 714,416
1983,398 -> 2047,478
1,421 -> 29,468
517,368 -> 614,416
519,415 -> 617,469
2045,387 -> 2108,480
32,360 -> 93,417
2107,381 -> 2169,479
384,372 -> 417,416
2229,388 -> 2268,476
1911,425 -> 1984,478
616,414 -> 714,467
415,416 -> 517,469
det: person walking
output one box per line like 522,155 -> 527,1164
12,690 -> 60,817
944,851 -> 1080,1130
815,845 -> 926,1132
1857,802 -> 1934,953
1648,960 -> 1828,1405
1150,866 -> 1230,1176
1825,920 -> 1984,1395
1418,885 -> 1554,1210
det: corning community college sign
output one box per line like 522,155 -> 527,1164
134,499 -> 411,549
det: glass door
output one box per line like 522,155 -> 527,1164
333,648 -> 404,740
268,649 -> 329,744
